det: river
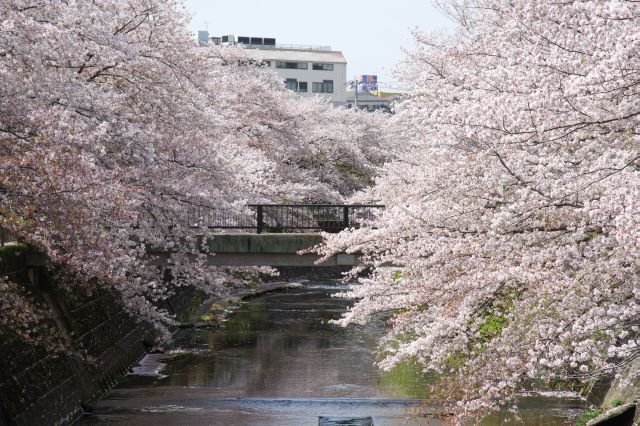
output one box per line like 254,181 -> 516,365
79,280 -> 584,425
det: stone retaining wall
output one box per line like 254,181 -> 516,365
594,359 -> 640,425
0,245 -> 200,426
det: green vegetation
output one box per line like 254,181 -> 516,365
470,287 -> 524,349
174,290 -> 208,323
576,407 -> 601,426
198,299 -> 242,324
377,358 -> 437,399
611,399 -> 623,407
445,351 -> 468,370
208,301 -> 269,348
477,313 -> 509,343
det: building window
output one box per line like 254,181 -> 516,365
285,79 -> 298,91
285,80 -> 308,92
313,80 -> 334,93
312,63 -> 334,71
276,61 -> 308,70
323,80 -> 333,93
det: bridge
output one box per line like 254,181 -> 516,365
155,204 -> 384,267
187,204 -> 384,234
16,204 -> 383,269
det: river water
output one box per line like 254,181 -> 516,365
79,280 -> 584,425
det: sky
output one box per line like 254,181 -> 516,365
182,0 -> 454,88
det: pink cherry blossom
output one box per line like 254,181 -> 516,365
0,0 -> 391,345
321,0 -> 639,420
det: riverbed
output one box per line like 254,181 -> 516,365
78,280 -> 584,425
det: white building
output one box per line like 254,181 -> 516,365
198,33 -> 348,105
257,48 -> 347,105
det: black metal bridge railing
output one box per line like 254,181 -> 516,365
187,204 -> 384,234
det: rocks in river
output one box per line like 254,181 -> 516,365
318,416 -> 374,426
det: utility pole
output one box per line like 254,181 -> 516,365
354,78 -> 359,109
346,78 -> 360,109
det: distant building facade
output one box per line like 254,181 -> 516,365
345,90 -> 404,112
194,32 -> 348,105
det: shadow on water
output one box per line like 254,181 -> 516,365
79,281 -> 584,425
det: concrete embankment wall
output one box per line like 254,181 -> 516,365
0,244 -> 201,426
588,362 -> 640,425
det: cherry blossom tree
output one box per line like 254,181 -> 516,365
321,0 -> 639,419
0,0 -> 390,344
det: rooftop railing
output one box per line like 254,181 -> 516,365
242,43 -> 333,52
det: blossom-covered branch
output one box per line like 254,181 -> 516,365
321,0 -> 639,419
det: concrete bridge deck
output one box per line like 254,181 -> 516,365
152,233 -> 356,267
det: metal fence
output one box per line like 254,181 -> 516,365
187,205 -> 256,230
187,204 -> 384,233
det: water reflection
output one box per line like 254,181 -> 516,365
81,281 -> 583,425
164,285 -> 397,398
